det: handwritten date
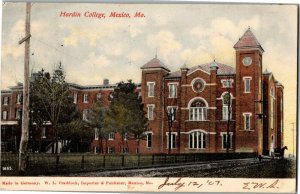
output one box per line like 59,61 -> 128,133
158,177 -> 222,191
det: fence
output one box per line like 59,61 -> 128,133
1,152 -> 256,176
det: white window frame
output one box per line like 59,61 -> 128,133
107,147 -> 114,154
147,104 -> 155,120
73,92 -> 78,104
168,83 -> 178,98
83,93 -> 88,103
259,79 -> 261,94
96,93 -> 102,101
16,94 -> 21,104
94,128 -> 99,140
123,147 -> 128,154
2,110 -> 7,120
243,113 -> 252,130
189,131 -> 206,149
83,109 -> 89,121
221,79 -> 233,88
220,132 -> 233,149
16,109 -> 21,120
3,96 -> 8,105
146,132 -> 153,148
108,132 -> 115,140
189,107 -> 207,121
222,93 -> 232,120
243,77 -> 252,93
41,127 -> 46,139
147,82 -> 155,97
270,97 -> 275,129
167,106 -> 177,121
166,132 -> 177,149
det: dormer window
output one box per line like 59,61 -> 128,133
221,79 -> 233,88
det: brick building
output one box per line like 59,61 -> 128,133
140,28 -> 284,155
1,28 -> 284,155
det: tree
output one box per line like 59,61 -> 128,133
104,80 -> 148,153
58,119 -> 93,152
87,101 -> 110,153
30,64 -> 77,153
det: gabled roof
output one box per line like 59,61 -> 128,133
141,57 -> 170,72
234,28 -> 264,52
200,62 -> 235,75
166,61 -> 235,79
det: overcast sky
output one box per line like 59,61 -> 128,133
1,3 -> 298,153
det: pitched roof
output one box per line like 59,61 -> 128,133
234,28 -> 264,52
141,57 -> 170,72
166,61 -> 235,78
198,62 -> 235,75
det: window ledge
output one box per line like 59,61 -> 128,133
108,139 -> 115,141
185,120 -> 210,122
220,120 -> 236,121
188,148 -> 206,150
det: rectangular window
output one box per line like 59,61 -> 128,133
168,83 -> 177,98
2,111 -> 7,120
270,98 -> 274,129
222,106 -> 232,120
16,109 -> 21,120
222,133 -> 232,149
95,128 -> 99,140
96,93 -> 102,101
147,104 -> 155,120
243,77 -> 251,93
83,93 -> 88,103
147,133 -> 152,148
41,127 -> 46,138
167,106 -> 177,121
221,79 -> 233,88
189,132 -> 206,149
147,82 -> 155,97
124,133 -> 128,140
123,147 -> 128,154
3,97 -> 9,105
16,94 -> 21,104
243,113 -> 251,130
108,132 -> 115,140
73,92 -> 78,104
107,147 -> 114,154
189,108 -> 207,121
167,133 -> 176,149
83,109 -> 89,121
259,79 -> 261,94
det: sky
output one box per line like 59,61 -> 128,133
1,3 -> 298,154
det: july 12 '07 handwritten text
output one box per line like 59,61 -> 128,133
157,177 -> 280,191
59,11 -> 145,19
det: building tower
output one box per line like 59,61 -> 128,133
140,57 -> 170,153
234,27 -> 264,155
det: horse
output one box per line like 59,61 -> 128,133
274,146 -> 288,159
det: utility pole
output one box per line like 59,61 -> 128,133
18,2 -> 31,174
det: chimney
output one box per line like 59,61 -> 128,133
103,79 -> 109,85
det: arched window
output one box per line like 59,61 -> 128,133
189,131 -> 206,149
222,92 -> 232,120
189,99 -> 207,121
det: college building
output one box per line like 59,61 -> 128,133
1,28 -> 284,156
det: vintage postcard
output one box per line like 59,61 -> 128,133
0,1 -> 298,193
